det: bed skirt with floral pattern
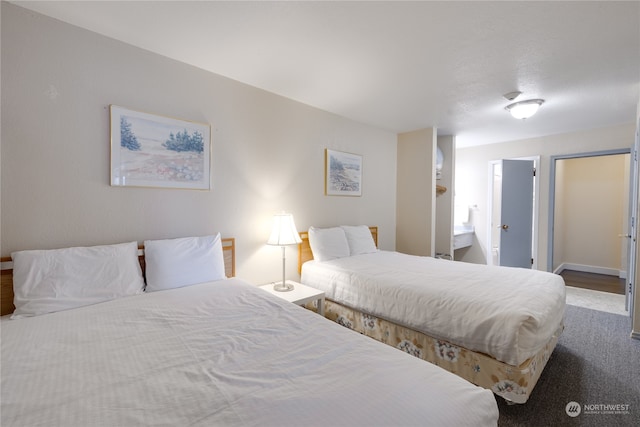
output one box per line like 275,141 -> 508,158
306,298 -> 563,404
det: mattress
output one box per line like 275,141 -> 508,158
1,278 -> 498,427
301,251 -> 566,366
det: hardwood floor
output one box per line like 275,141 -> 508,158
560,269 -> 625,295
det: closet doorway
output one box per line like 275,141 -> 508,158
548,149 -> 631,304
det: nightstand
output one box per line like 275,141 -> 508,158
259,281 -> 325,316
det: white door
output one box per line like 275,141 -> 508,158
626,133 -> 639,315
499,159 -> 535,268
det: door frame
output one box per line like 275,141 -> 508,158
627,135 -> 637,314
547,148 -> 631,272
487,156 -> 540,268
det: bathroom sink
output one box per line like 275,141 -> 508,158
453,225 -> 474,250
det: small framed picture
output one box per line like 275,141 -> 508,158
110,105 -> 211,190
325,149 -> 362,196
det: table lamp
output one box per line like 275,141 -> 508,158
267,212 -> 302,292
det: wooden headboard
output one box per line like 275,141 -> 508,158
0,238 -> 236,317
298,226 -> 378,274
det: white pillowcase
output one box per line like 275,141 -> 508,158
11,241 -> 145,319
308,226 -> 350,262
144,234 -> 226,292
341,225 -> 378,255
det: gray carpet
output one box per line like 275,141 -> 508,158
497,305 -> 640,427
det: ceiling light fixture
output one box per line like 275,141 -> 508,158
505,99 -> 544,120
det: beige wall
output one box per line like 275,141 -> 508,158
396,128 -> 436,256
455,123 -> 635,271
553,155 -> 629,274
0,3 -> 397,285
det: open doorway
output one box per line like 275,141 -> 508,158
548,150 -> 630,313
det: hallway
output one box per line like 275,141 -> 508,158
560,270 -> 625,295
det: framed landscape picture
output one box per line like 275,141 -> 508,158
325,149 -> 362,196
110,105 -> 211,190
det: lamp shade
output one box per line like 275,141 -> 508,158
505,99 -> 544,120
267,213 -> 302,246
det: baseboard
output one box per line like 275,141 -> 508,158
631,330 -> 640,340
554,262 -> 623,278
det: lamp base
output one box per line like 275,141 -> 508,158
273,281 -> 294,292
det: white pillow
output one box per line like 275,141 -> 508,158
308,226 -> 350,262
341,225 -> 378,255
144,234 -> 226,292
11,241 -> 145,319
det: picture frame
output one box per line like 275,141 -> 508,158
325,149 -> 362,196
110,105 -> 211,190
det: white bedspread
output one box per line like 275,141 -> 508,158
1,278 -> 498,427
301,251 -> 566,366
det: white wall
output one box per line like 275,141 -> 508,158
0,3 -> 397,285
455,123 -> 636,270
435,135 -> 455,257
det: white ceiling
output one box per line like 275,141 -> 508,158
11,1 -> 640,148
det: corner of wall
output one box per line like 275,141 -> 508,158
396,128 -> 437,256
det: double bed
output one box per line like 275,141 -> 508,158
299,225 -> 566,404
1,234 -> 499,426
